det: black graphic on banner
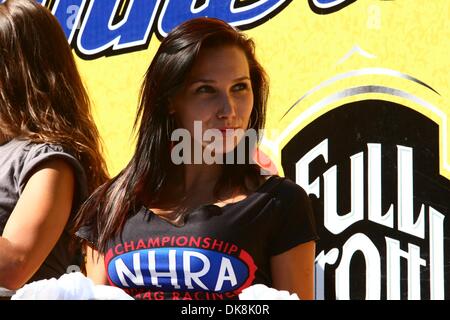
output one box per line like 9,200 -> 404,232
308,0 -> 357,15
282,100 -> 449,300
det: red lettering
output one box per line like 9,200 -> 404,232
211,239 -> 224,252
143,292 -> 152,300
189,236 -> 201,248
202,237 -> 211,249
182,292 -> 193,300
136,239 -> 146,250
124,241 -> 135,252
175,236 -> 188,246
161,236 -> 170,246
213,292 -> 224,300
147,237 -> 160,248
115,243 -> 124,255
228,244 -> 238,255
172,292 -> 180,300
193,291 -> 205,300
154,291 -> 164,300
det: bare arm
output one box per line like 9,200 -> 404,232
270,240 -> 316,300
0,158 -> 74,289
84,243 -> 108,285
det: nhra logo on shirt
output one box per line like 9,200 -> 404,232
104,237 -> 257,295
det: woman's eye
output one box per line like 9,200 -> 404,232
232,83 -> 249,91
195,85 -> 215,94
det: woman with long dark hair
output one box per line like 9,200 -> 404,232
75,17 -> 317,300
0,0 -> 108,290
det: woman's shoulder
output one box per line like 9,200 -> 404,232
13,139 -> 78,170
261,174 -> 306,192
0,138 -> 50,167
9,138 -> 87,193
14,139 -> 83,167
25,140 -> 69,155
268,175 -> 310,205
1,138 -> 69,157
0,138 -> 32,152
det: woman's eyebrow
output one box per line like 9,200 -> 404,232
188,76 -> 250,85
232,76 -> 251,82
189,79 -> 216,85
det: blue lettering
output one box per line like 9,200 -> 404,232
27,0 -> 291,57
52,0 -> 85,43
16,0 -> 355,58
77,0 -> 161,56
158,0 -> 290,37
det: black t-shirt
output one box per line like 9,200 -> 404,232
77,175 -> 318,300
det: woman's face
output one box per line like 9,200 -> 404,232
171,45 -> 254,157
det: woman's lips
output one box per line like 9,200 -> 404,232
217,127 -> 239,131
218,128 -> 239,135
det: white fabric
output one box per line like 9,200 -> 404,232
11,272 -> 133,300
238,284 -> 300,300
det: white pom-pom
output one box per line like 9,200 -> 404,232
11,272 -> 133,300
92,285 -> 134,300
239,284 -> 300,300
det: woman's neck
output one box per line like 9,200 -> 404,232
149,163 -> 224,212
182,163 -> 223,194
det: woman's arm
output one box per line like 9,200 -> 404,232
84,243 -> 108,285
270,240 -> 316,300
0,158 -> 74,289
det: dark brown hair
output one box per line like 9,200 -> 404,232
74,17 -> 269,254
0,0 -> 108,193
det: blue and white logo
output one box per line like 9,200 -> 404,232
107,247 -> 252,293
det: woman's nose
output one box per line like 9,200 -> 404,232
217,94 -> 236,119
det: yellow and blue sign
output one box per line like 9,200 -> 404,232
41,0 -> 449,300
